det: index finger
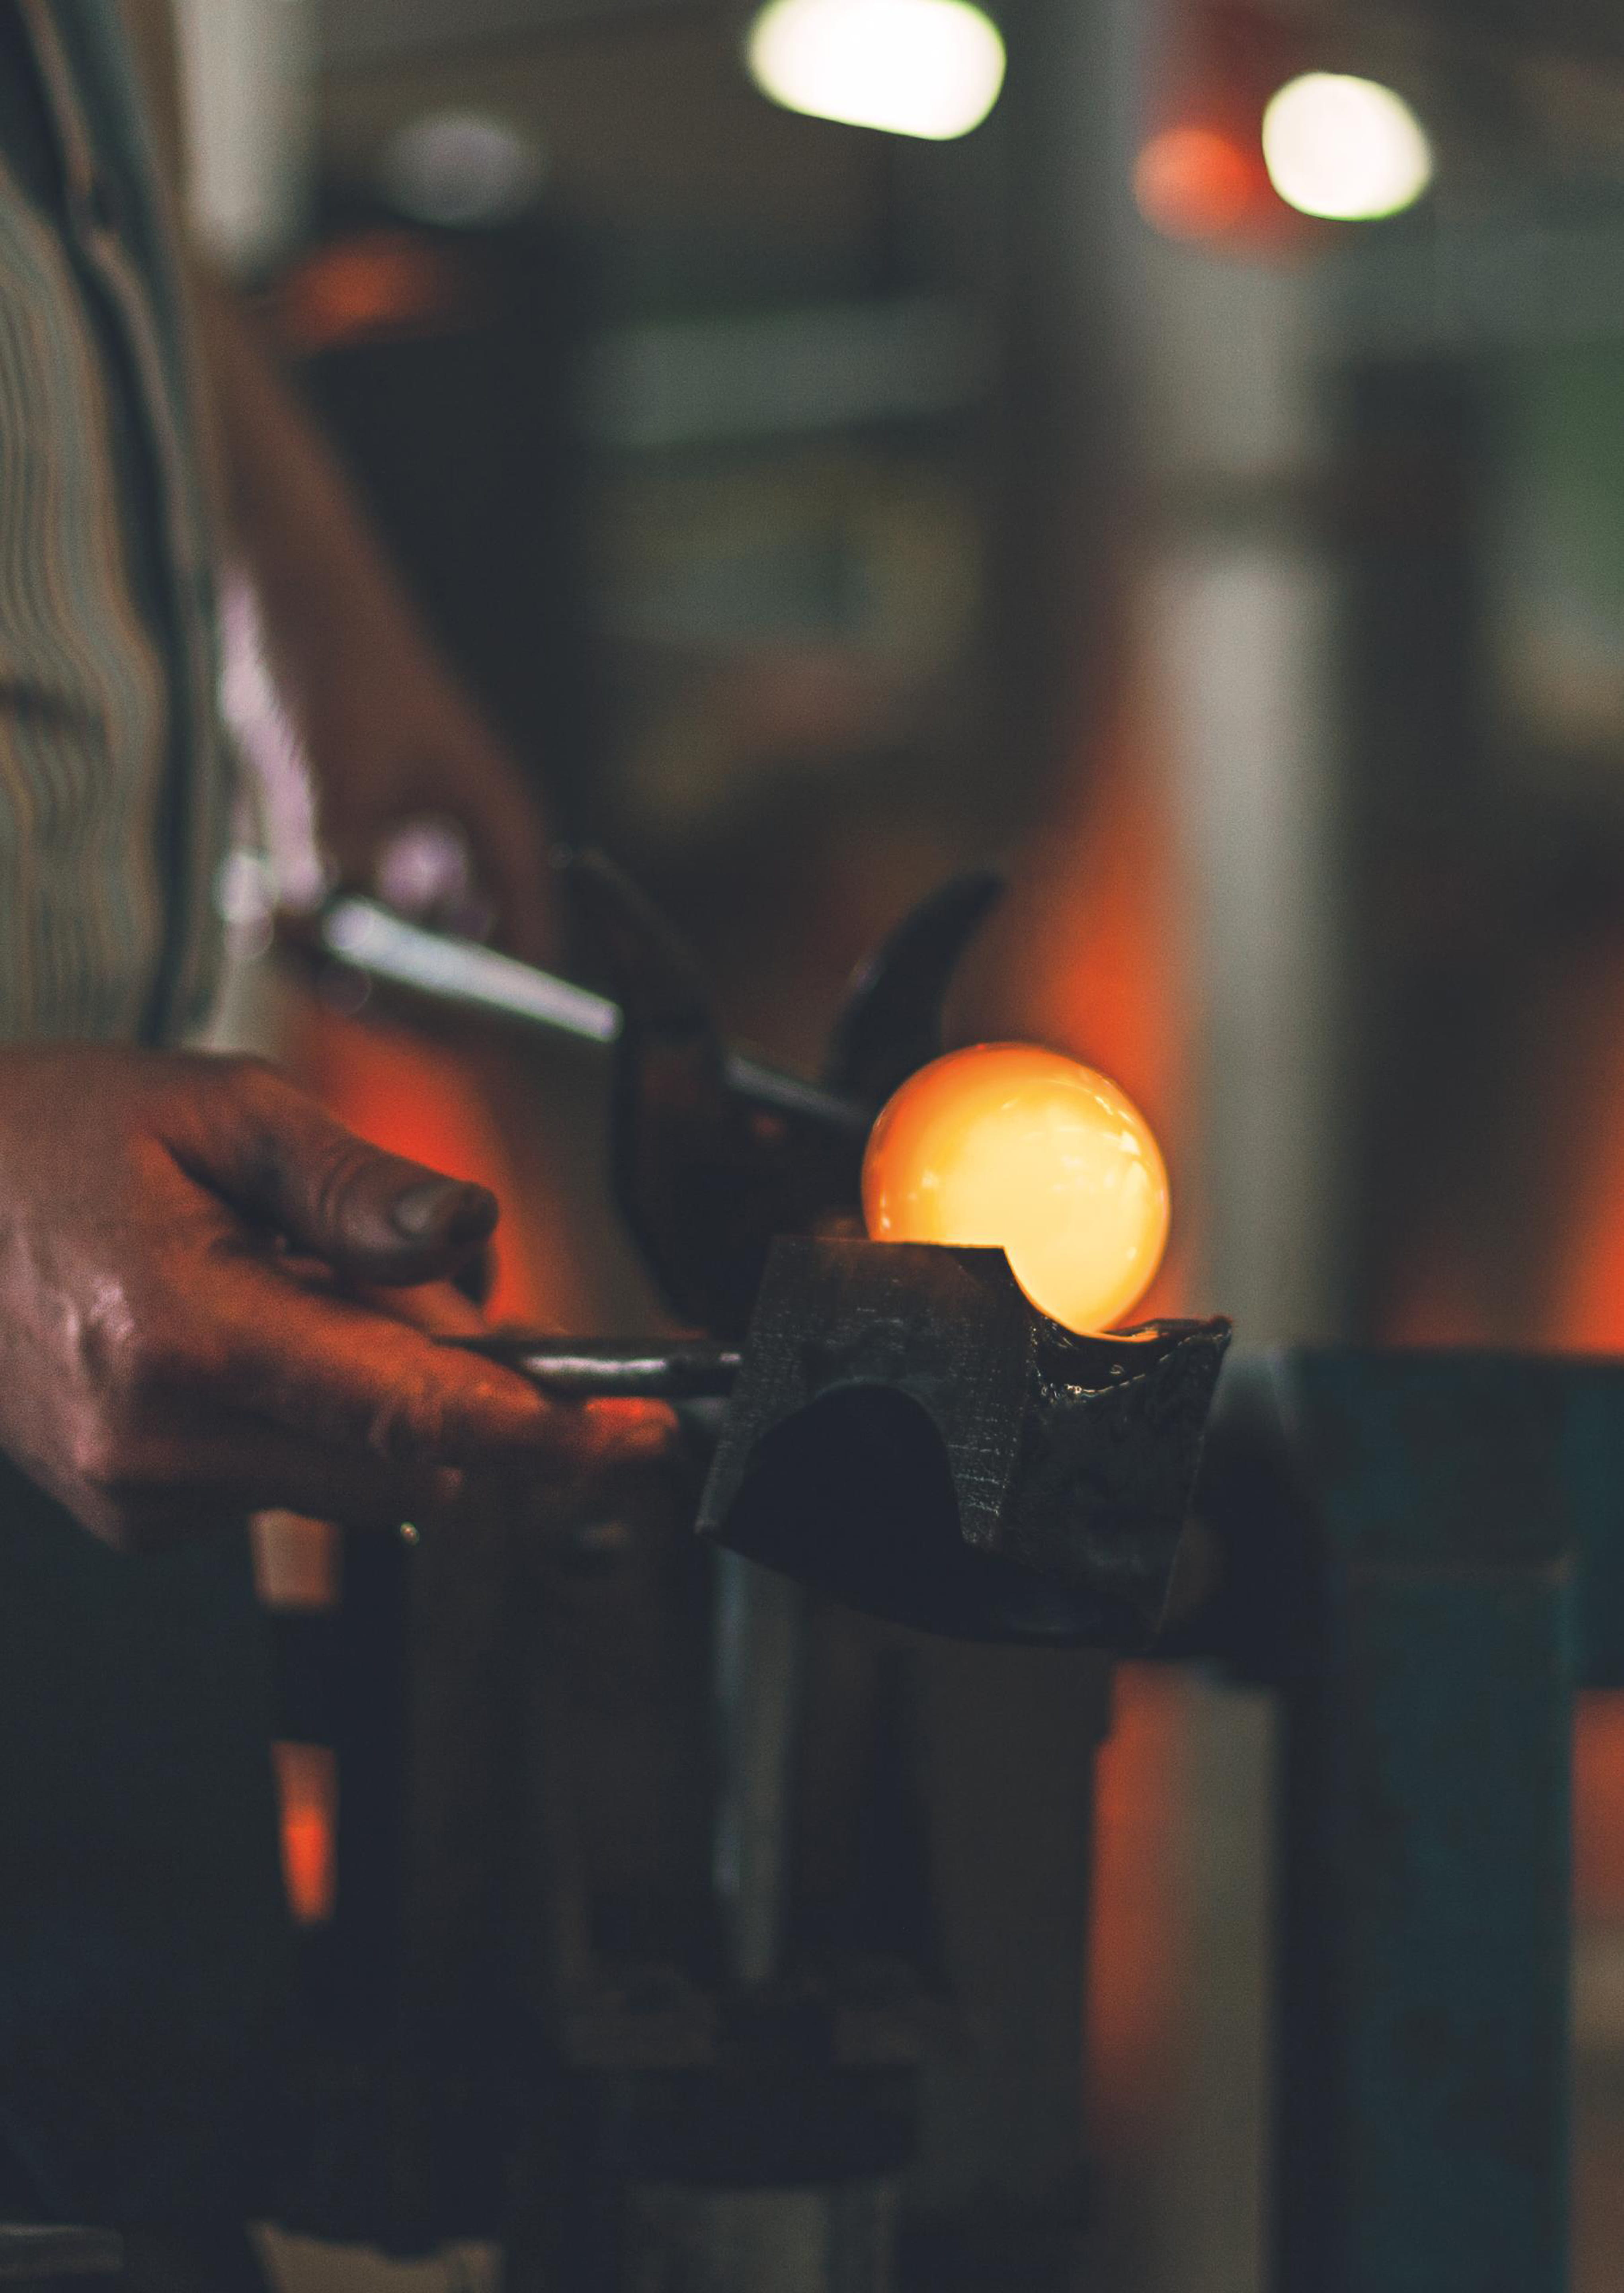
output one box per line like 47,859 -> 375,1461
213,1249 -> 586,1471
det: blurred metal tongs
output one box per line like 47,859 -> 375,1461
317,893 -> 869,1139
297,861 -> 1007,1386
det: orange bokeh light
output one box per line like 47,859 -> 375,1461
274,230 -> 467,357
272,1741 -> 338,1927
862,1043 -> 1171,1334
1134,123 -> 1257,240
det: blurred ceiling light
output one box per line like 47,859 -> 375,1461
380,111 -> 544,228
1261,72 -> 1433,221
745,0 -> 1005,140
1134,123 -> 1257,239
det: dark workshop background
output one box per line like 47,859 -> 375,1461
176,0 -> 1624,2284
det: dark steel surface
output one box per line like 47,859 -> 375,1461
711,1552 -> 805,1986
314,892 -> 870,1140
1554,1359 -> 1624,1691
699,1236 -> 1231,1648
566,850 -> 869,1336
1185,1349 -> 1584,2293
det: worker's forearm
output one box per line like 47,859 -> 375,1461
191,269 -> 556,956
194,276 -> 439,711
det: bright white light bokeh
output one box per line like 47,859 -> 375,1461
746,0 -> 1005,141
1261,72 -> 1433,220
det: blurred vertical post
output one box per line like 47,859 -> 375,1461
977,0 -> 1146,806
172,0 -> 316,276
887,0 -> 1144,2272
1145,217 -> 1343,1346
1132,9 -> 1347,2292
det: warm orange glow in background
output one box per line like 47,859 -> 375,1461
272,1742 -> 339,1928
274,231 -> 468,356
1132,0 -> 1316,254
863,1042 -> 1171,1332
1134,125 -> 1258,241
292,1000 -> 560,1325
266,1001 -> 587,1924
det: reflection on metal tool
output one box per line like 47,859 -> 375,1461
452,1331 -> 741,1401
320,892 -> 869,1136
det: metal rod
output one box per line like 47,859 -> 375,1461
321,894 -> 619,1042
318,896 -> 871,1137
451,1332 -> 742,1401
712,1549 -> 808,1989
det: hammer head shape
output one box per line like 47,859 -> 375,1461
697,1237 -> 1232,1647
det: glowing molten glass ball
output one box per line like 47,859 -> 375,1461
862,1044 -> 1170,1335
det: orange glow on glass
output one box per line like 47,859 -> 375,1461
862,1043 -> 1171,1334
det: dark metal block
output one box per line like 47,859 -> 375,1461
1263,1351 -> 1579,2293
1547,1358 -> 1624,1690
697,1237 -> 1230,1648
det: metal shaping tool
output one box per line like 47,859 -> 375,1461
455,1332 -> 741,1401
698,1238 -> 1231,1649
320,855 -> 1231,1651
456,1262 -> 1231,1654
318,891 -> 870,1140
303,852 -> 1005,1336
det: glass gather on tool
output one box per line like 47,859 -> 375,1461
861,1043 -> 1170,1334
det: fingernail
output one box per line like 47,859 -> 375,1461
391,1177 -> 497,1243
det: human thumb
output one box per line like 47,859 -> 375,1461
189,1059 -> 500,1285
